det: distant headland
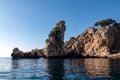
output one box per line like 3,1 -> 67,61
11,19 -> 120,59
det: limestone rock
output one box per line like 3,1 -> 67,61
44,21 -> 66,58
64,27 -> 97,57
107,53 -> 120,58
83,26 -> 114,57
64,20 -> 120,58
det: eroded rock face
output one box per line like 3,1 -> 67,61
64,27 -> 97,57
43,21 -> 66,58
84,26 -> 115,57
64,23 -> 120,58
24,49 -> 44,58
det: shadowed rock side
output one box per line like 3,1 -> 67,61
11,48 -> 24,59
11,19 -> 120,58
11,48 -> 44,59
43,21 -> 66,58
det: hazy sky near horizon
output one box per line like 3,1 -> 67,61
0,0 -> 120,57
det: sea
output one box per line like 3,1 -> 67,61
0,58 -> 120,80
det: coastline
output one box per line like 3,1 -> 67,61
11,19 -> 120,59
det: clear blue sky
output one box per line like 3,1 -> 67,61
0,0 -> 120,57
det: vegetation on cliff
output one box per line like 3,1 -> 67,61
94,19 -> 116,27
49,21 -> 65,38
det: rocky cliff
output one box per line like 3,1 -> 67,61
11,19 -> 120,58
43,21 -> 66,58
64,19 -> 120,58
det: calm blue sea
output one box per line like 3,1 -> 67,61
0,58 -> 120,80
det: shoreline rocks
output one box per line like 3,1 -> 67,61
11,48 -> 44,59
11,19 -> 120,59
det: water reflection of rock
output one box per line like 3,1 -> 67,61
11,59 -> 42,79
85,58 -> 110,79
10,58 -> 120,79
11,59 -> 20,79
66,59 -> 120,79
109,59 -> 120,79
44,59 -> 65,80
63,59 -> 88,79
11,59 -> 20,69
64,59 -> 86,75
63,59 -> 111,79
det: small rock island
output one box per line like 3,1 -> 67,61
11,19 -> 120,59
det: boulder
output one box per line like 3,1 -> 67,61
11,48 -> 24,59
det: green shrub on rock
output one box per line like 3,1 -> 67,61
94,19 -> 116,27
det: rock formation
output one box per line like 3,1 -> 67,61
64,19 -> 120,58
11,48 -> 24,59
43,21 -> 66,58
11,19 -> 120,59
11,48 -> 44,59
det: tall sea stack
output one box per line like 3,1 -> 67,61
43,21 -> 66,58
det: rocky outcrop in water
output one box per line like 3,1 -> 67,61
11,48 -> 44,59
11,48 -> 24,59
43,21 -> 66,58
11,19 -> 120,58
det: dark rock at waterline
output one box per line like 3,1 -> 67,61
11,48 -> 24,59
11,48 -> 44,59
